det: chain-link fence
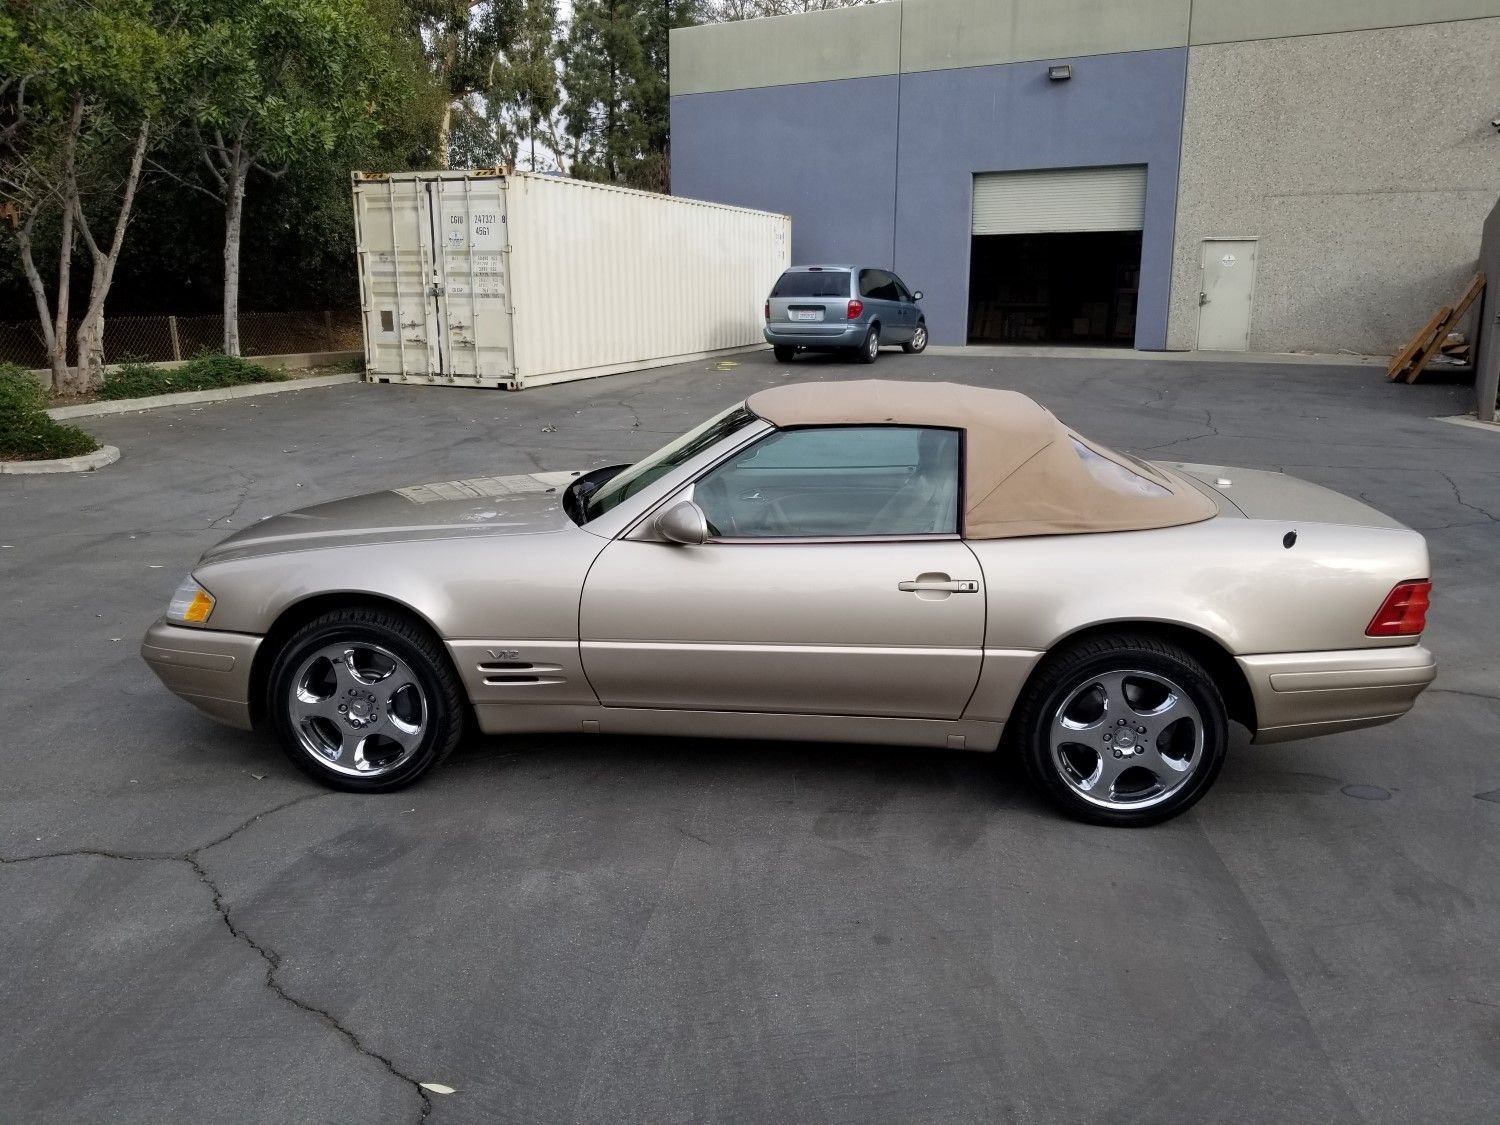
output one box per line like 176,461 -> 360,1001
0,310 -> 363,369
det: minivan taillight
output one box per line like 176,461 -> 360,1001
1366,580 -> 1431,636
764,300 -> 770,320
847,299 -> 864,320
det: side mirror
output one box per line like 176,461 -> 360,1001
912,290 -> 924,302
654,500 -> 708,546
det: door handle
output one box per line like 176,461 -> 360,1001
899,578 -> 979,593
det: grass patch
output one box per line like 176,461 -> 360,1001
0,363 -> 100,461
98,351 -> 287,401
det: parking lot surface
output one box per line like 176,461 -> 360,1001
2,350 -> 1497,1124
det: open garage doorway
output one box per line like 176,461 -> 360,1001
967,166 -> 1145,347
967,231 -> 1142,345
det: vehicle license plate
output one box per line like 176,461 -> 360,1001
791,310 -> 823,322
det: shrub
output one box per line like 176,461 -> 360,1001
0,363 -> 100,461
98,351 -> 287,400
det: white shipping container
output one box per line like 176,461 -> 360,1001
351,170 -> 791,390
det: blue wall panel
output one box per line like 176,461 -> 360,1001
894,50 -> 1187,348
669,48 -> 1186,348
670,76 -> 900,269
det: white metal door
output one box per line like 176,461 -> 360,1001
353,178 -> 440,376
972,166 -> 1146,235
1196,239 -> 1258,352
430,177 -> 514,383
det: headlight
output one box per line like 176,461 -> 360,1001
166,576 -> 216,625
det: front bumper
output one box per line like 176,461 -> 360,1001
1238,644 -> 1436,743
141,620 -> 262,730
764,323 -> 866,348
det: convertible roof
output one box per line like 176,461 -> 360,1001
745,380 -> 1217,539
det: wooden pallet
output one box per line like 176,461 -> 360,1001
1388,272 -> 1485,383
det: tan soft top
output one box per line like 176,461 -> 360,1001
745,380 -> 1216,538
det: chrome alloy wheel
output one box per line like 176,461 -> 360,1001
287,641 -> 428,777
911,324 -> 927,350
1049,669 -> 1204,811
865,328 -> 880,360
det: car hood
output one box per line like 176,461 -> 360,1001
200,471 -> 585,563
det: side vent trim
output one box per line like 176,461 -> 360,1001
476,660 -> 566,687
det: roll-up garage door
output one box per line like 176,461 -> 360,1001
972,166 -> 1146,235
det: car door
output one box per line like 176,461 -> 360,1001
868,269 -> 912,342
891,273 -> 919,337
579,425 -> 984,719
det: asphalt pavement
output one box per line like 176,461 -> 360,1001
2,349 -> 1497,1124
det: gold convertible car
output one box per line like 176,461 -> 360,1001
143,381 -> 1435,826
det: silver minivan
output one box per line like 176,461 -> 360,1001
763,265 -> 928,364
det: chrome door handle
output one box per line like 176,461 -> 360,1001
899,578 -> 979,593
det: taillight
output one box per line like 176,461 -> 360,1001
847,299 -> 864,320
1366,580 -> 1431,636
764,300 -> 770,320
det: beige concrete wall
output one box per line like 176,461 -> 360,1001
672,0 -> 1500,95
1167,18 -> 1500,354
669,3 -> 902,95
899,0 -> 1188,73
1189,0 -> 1500,45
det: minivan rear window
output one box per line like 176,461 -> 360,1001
772,271 -> 851,298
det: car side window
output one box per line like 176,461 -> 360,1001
866,269 -> 899,301
892,275 -> 914,303
692,426 -> 961,539
858,270 -> 879,299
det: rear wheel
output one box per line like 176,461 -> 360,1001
902,321 -> 928,354
267,607 -> 466,792
855,324 -> 880,364
772,345 -> 795,364
1010,634 -> 1228,826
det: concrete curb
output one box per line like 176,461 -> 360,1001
47,372 -> 364,420
1435,414 -> 1500,434
1,444 -> 120,475
927,345 -> 1386,367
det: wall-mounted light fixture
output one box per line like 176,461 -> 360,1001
1048,64 -> 1073,81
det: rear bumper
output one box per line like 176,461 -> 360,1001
764,323 -> 865,348
1239,644 -> 1436,744
141,620 -> 262,730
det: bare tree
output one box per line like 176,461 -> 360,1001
1,0 -> 168,392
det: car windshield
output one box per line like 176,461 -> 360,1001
771,271 -> 851,298
583,403 -> 757,521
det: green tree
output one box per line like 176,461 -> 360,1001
0,0 -> 173,391
404,0 -> 522,166
176,0 -> 417,354
559,0 -> 700,191
492,0 -> 562,172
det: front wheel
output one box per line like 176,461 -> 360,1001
1009,634 -> 1228,826
772,345 -> 795,364
855,324 -> 880,364
902,321 -> 928,354
266,607 -> 466,792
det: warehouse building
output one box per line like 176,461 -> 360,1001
669,1 -> 1500,354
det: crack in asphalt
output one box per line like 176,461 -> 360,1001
1136,408 -> 1222,453
1428,687 -> 1500,704
0,792 -> 435,1124
205,467 -> 255,530
1438,471 -> 1500,523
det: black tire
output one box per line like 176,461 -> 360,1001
772,345 -> 795,364
902,320 -> 928,354
266,606 -> 466,792
855,324 -> 880,364
1009,633 -> 1229,827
